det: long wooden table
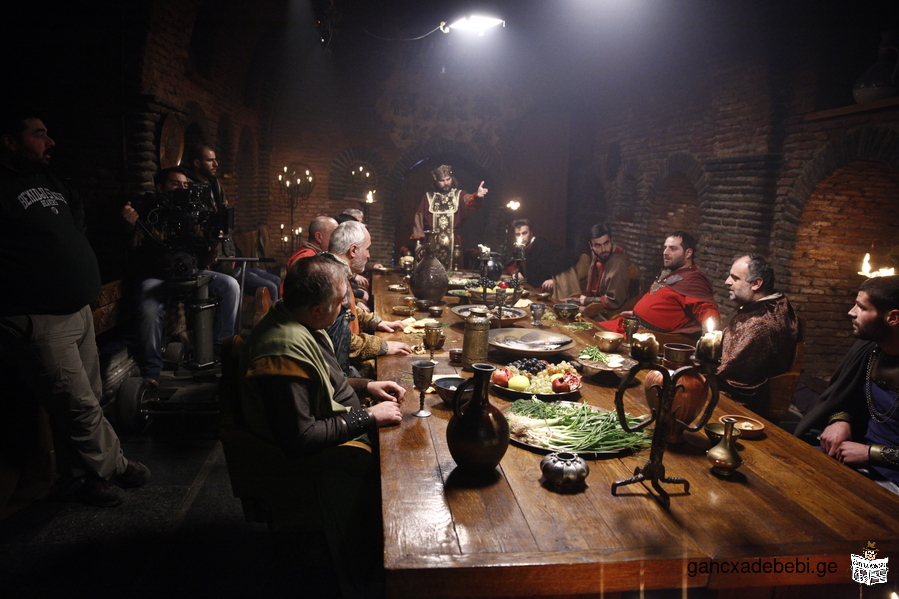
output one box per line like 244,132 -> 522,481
371,272 -> 899,597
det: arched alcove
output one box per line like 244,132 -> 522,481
787,160 -> 899,380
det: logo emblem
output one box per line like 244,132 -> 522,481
851,541 -> 889,586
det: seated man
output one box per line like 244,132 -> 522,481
326,220 -> 410,377
504,218 -> 571,292
600,231 -> 719,337
238,254 -> 403,456
717,254 -> 800,415
281,215 -> 338,297
547,223 -> 632,314
122,167 -> 240,386
795,275 -> 899,494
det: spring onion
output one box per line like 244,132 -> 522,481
579,345 -> 613,363
508,399 -> 650,453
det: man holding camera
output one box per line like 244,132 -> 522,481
123,167 -> 239,386
0,106 -> 150,507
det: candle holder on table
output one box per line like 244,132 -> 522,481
610,332 -> 722,510
411,359 -> 435,418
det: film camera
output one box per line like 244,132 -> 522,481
147,182 -> 234,281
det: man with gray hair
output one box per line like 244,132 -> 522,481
340,208 -> 364,223
327,221 -> 410,376
718,253 -> 800,415
239,254 -> 403,455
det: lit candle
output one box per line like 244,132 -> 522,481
285,180 -> 290,188
696,318 -> 723,363
366,191 -> 373,203
298,227 -> 302,234
278,174 -> 282,182
280,223 -> 284,230
283,166 -> 287,173
630,332 -> 659,362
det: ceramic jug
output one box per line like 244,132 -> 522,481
447,363 -> 510,476
643,343 -> 708,443
410,230 -> 449,303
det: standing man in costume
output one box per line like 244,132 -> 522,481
411,164 -> 487,270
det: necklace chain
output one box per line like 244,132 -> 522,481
866,347 -> 899,424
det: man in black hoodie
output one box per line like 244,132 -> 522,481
0,106 -> 149,507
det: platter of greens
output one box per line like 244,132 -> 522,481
504,399 -> 651,457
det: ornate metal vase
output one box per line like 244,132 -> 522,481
410,230 -> 449,303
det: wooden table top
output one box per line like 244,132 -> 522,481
371,272 -> 899,597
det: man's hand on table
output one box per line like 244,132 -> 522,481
541,279 -> 554,292
353,273 -> 370,290
366,380 -> 404,426
377,320 -> 405,332
835,440 -> 870,466
619,310 -> 634,318
819,420 -> 851,456
385,341 -> 412,355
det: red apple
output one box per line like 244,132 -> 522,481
491,368 -> 513,387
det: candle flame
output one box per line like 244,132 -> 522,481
859,253 -> 895,278
366,191 -> 374,203
506,201 -> 520,210
705,317 -> 717,333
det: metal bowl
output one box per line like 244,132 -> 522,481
553,303 -> 579,320
704,422 -> 742,444
433,376 -> 472,408
594,331 -> 623,352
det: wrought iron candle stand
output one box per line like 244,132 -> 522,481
610,354 -> 721,510
277,165 -> 314,254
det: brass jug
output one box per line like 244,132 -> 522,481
707,417 -> 742,476
462,307 -> 490,369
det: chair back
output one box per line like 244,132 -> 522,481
765,314 -> 806,424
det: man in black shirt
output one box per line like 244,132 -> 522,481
0,106 -> 149,507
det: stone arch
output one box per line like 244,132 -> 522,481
380,139 -> 500,264
773,126 -> 899,267
181,101 -> 210,162
235,126 -> 258,230
328,146 -> 388,203
639,153 -> 709,287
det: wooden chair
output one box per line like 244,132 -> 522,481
217,336 -> 374,593
764,315 -> 806,424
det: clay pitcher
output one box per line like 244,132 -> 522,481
447,363 -> 510,476
410,230 -> 449,303
643,343 -> 708,443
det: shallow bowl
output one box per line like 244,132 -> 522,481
594,331 -> 623,352
704,422 -> 743,444
392,306 -> 413,317
433,376 -> 472,408
719,415 -> 765,439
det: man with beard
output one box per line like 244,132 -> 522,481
0,106 -> 150,506
327,220 -> 410,376
599,231 -> 718,337
411,164 -> 487,270
547,223 -> 632,312
795,275 -> 899,493
717,254 -> 800,415
504,218 -> 569,291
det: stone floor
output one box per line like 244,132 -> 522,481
0,371 -> 344,599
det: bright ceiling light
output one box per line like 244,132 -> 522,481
447,15 -> 504,34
